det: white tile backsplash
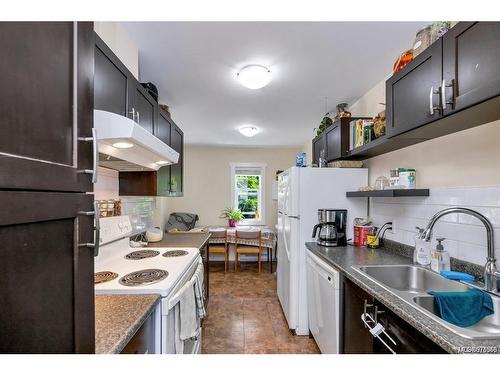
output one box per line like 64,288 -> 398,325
370,186 -> 500,266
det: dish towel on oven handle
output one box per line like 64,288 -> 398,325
174,259 -> 206,353
194,260 -> 206,319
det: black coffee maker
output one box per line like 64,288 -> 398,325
312,209 -> 347,247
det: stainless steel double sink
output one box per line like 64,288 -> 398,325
352,264 -> 500,339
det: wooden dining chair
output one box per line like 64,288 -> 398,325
208,229 -> 229,272
235,230 -> 263,273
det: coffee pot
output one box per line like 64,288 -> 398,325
312,209 -> 347,247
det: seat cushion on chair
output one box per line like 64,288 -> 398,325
209,246 -> 227,254
236,245 -> 261,254
165,212 -> 199,232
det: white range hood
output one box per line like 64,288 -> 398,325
94,110 -> 179,171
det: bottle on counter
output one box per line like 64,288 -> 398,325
431,237 -> 451,273
414,227 -> 431,266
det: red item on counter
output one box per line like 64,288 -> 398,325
354,225 -> 374,246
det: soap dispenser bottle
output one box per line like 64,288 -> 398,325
414,227 -> 431,266
431,237 -> 451,272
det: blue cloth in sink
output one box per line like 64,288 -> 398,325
428,289 -> 494,327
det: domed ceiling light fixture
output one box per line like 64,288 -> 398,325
239,125 -> 259,137
236,65 -> 272,90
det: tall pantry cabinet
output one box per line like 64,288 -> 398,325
0,22 -> 96,353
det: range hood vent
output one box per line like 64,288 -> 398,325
94,110 -> 179,171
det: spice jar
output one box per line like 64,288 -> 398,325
413,25 -> 431,57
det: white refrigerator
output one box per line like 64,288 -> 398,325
276,166 -> 367,335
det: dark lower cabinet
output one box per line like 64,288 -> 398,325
0,191 -> 95,353
342,278 -> 374,353
442,22 -> 500,116
374,307 -> 445,354
120,310 -> 156,354
342,278 -> 445,354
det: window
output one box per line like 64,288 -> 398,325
230,163 -> 266,225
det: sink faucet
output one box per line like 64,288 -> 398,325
420,207 -> 500,293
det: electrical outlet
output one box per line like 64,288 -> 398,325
387,219 -> 395,234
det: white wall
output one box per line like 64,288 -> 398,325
166,144 -> 301,228
94,22 -> 139,79
371,187 -> 500,266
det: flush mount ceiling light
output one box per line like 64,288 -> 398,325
112,142 -> 134,149
236,65 -> 272,90
239,125 -> 259,137
155,160 -> 170,166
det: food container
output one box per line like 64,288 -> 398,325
430,21 -> 451,43
393,49 -> 414,73
413,25 -> 431,57
398,168 -> 416,189
146,227 -> 163,242
354,225 -> 374,246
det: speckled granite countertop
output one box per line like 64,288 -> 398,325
306,242 -> 500,354
146,232 -> 211,249
95,294 -> 160,354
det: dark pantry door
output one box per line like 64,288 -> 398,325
0,22 -> 96,353
0,191 -> 95,353
0,22 -> 95,193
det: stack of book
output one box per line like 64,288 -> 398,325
349,119 -> 375,151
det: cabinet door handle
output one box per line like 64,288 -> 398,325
136,111 -> 140,124
77,127 -> 98,183
363,299 -> 374,315
129,107 -> 136,121
78,201 -> 100,256
429,86 -> 440,115
441,79 -> 455,110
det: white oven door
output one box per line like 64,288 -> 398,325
162,257 -> 203,354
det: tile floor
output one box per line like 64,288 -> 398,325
201,261 -> 320,354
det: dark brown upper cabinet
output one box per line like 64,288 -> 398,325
442,22 -> 500,116
94,35 -> 184,197
0,22 -> 95,193
169,122 -> 184,196
129,81 -> 157,134
119,109 -> 184,197
386,39 -> 443,138
312,133 -> 326,166
156,110 -> 173,197
312,117 -> 370,163
94,36 -> 129,117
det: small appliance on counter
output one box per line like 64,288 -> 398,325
312,209 -> 347,247
146,227 -> 163,242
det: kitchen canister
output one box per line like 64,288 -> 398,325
398,168 -> 416,189
354,225 -> 373,246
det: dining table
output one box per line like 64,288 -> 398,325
194,225 -> 277,273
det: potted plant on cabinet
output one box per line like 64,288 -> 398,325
220,208 -> 243,227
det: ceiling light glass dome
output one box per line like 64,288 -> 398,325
236,65 -> 272,90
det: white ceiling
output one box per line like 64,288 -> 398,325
121,22 -> 427,147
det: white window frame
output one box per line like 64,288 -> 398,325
230,162 -> 266,226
